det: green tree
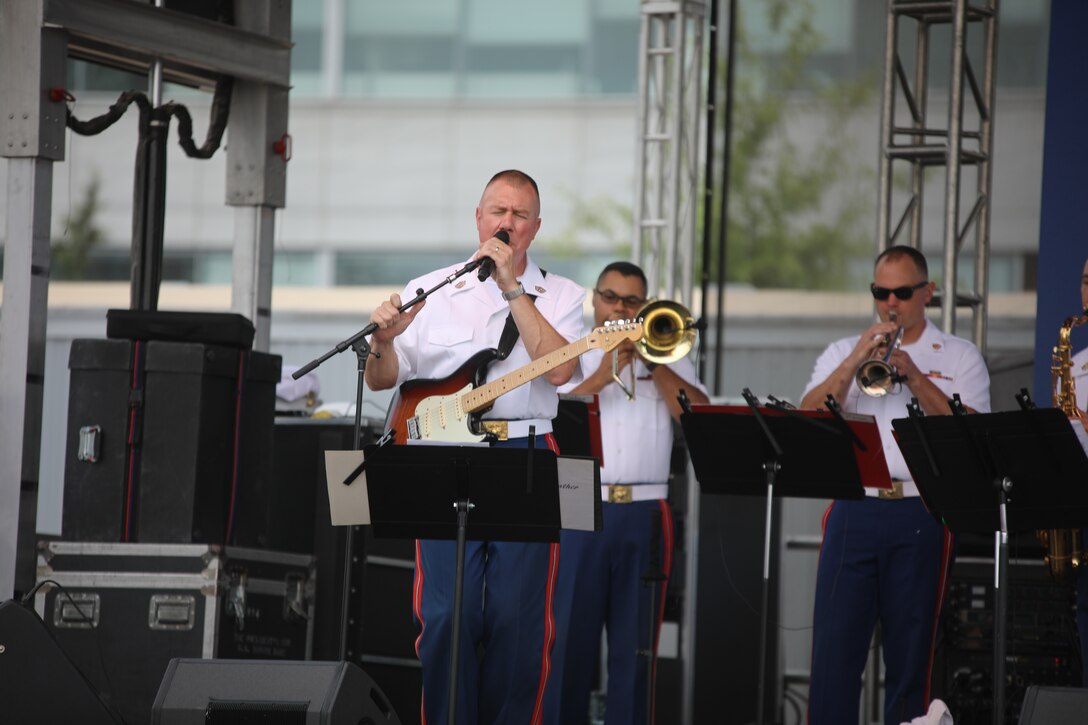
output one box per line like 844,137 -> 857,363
547,0 -> 878,291
717,0 -> 876,289
52,176 -> 104,280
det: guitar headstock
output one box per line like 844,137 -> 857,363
588,319 -> 644,352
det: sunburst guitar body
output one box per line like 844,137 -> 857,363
384,321 -> 642,444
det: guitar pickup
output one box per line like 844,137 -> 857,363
407,416 -> 421,440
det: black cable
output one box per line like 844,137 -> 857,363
19,579 -> 132,725
64,78 -> 233,160
165,77 -> 233,159
781,686 -> 806,725
715,532 -> 812,633
66,90 -> 151,136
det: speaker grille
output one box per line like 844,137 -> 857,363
205,699 -> 309,724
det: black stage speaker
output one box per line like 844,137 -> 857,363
152,658 -> 402,725
0,600 -> 121,724
1017,686 -> 1088,725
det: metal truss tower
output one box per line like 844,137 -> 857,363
633,0 -> 706,307
876,0 -> 999,350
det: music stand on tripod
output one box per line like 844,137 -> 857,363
329,440 -> 561,725
681,391 -> 880,725
892,404 -> 1088,725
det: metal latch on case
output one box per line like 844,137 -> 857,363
77,425 -> 101,462
53,592 -> 100,629
148,594 -> 196,631
283,573 -> 309,622
226,569 -> 248,630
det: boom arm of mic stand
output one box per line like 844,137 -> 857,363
292,258 -> 487,381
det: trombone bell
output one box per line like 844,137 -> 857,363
610,300 -> 698,401
636,300 -> 697,364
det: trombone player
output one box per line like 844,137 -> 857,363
799,246 -> 990,725
544,261 -> 708,725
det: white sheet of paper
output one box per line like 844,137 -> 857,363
325,450 -> 370,526
557,456 -> 598,532
1071,417 -> 1088,457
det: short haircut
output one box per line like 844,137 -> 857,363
598,261 -> 648,293
875,245 -> 929,278
485,169 -> 540,212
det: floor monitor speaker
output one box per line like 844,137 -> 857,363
1017,685 -> 1088,725
0,600 -> 121,724
152,658 -> 401,725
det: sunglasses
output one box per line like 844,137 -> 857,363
870,280 -> 928,301
594,288 -> 647,308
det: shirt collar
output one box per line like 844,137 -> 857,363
462,253 -> 548,299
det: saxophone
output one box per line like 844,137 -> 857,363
1037,307 -> 1088,580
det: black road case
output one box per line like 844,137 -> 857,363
63,338 -> 280,544
34,541 -> 315,725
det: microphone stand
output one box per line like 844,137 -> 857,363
741,388 -> 782,725
640,507 -> 667,725
292,255 -> 490,664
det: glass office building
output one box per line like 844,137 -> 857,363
3,0 -> 1050,291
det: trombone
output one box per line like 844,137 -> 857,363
856,313 -> 904,397
612,300 -> 698,400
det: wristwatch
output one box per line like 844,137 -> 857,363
644,361 -> 659,373
502,282 -> 526,301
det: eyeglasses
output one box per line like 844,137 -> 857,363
870,280 -> 929,301
594,288 -> 647,308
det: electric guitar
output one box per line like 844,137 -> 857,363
384,321 -> 643,444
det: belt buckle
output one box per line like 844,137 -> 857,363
480,420 -> 509,441
878,480 -> 904,500
608,484 -> 633,504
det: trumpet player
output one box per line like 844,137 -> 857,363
799,245 -> 990,725
544,262 -> 708,725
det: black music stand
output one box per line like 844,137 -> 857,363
892,406 -> 1088,725
552,393 -> 603,464
681,394 -> 872,725
357,441 -> 561,725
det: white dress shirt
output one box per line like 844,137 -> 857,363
381,255 -> 585,433
571,347 -> 707,490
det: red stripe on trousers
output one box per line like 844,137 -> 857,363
529,432 -> 562,725
650,499 -> 675,725
413,539 -> 427,725
923,526 -> 955,705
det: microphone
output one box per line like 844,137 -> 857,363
477,229 -> 510,282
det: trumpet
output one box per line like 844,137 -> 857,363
612,300 -> 698,400
856,314 -> 904,397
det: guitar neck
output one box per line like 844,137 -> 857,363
461,336 -> 591,414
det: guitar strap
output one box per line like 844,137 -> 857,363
495,270 -> 544,361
